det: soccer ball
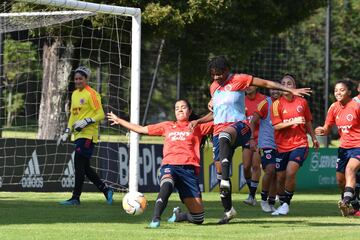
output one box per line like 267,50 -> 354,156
122,191 -> 147,215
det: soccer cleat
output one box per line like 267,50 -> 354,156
168,207 -> 181,223
260,200 -> 272,212
271,203 -> 289,216
148,220 -> 160,228
218,207 -> 237,224
243,194 -> 257,206
269,205 -> 277,212
106,189 -> 114,205
354,210 -> 360,217
338,200 -> 350,217
59,198 -> 80,206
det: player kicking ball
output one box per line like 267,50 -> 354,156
108,99 -> 212,228
58,66 -> 113,206
315,80 -> 360,217
192,56 -> 311,224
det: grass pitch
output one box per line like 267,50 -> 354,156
1,192 -> 359,240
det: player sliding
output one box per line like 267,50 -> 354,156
192,56 -> 311,224
315,80 -> 360,217
249,88 -> 280,212
58,66 -> 113,206
107,99 -> 212,228
270,74 -> 318,216
243,86 -> 266,206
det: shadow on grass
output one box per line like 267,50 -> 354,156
1,197 -> 359,226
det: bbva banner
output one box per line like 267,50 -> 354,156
0,139 -> 204,192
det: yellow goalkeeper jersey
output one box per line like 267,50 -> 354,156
67,85 -> 105,143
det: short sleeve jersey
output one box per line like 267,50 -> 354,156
245,92 -> 266,140
68,85 -> 104,143
210,73 -> 253,135
325,100 -> 360,149
147,121 -> 213,167
271,96 -> 312,153
255,97 -> 276,149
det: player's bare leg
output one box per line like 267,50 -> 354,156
340,158 -> 360,217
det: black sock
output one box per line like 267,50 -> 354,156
152,181 -> 173,221
261,191 -> 269,201
284,190 -> 294,205
249,181 -> 259,198
246,178 -> 251,190
351,198 -> 360,211
220,179 -> 232,212
343,187 -> 354,205
219,134 -> 232,180
278,194 -> 286,205
268,196 -> 276,206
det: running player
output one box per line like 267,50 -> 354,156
192,56 -> 311,224
270,74 -> 319,216
315,80 -> 360,217
58,66 -> 113,205
107,99 -> 212,228
249,88 -> 280,212
243,86 -> 266,206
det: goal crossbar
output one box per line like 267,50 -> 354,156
15,0 -> 142,193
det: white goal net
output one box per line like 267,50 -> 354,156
0,0 -> 141,192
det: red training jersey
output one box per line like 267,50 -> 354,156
210,73 -> 253,135
147,121 -> 213,167
325,99 -> 360,149
245,92 -> 266,140
271,96 -> 312,153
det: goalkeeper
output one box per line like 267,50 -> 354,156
58,66 -> 113,206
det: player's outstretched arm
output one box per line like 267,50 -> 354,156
189,112 -> 213,131
252,77 -> 312,97
107,111 -> 148,134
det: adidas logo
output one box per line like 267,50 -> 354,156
61,152 -> 75,188
21,150 -> 43,188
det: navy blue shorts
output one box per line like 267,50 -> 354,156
260,148 -> 277,169
74,138 -> 94,159
159,164 -> 201,201
276,147 -> 309,172
212,121 -> 251,161
336,147 -> 360,173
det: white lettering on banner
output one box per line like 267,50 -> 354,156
310,152 -> 337,172
118,146 -> 162,187
0,176 -> 3,188
318,175 -> 336,185
20,150 -> 43,188
61,152 -> 75,188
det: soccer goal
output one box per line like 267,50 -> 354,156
0,0 -> 141,193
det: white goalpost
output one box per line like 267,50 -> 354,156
0,0 -> 141,193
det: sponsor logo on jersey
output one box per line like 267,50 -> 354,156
20,150 -> 43,188
61,152 -> 75,188
338,125 -> 352,133
168,131 -> 190,141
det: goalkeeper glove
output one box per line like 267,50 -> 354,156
73,118 -> 95,132
57,128 -> 70,146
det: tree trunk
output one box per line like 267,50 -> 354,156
37,38 -> 73,140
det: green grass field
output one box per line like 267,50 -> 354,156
1,192 -> 360,240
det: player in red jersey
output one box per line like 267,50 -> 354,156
107,99 -> 212,228
243,86 -> 266,206
270,74 -> 319,216
250,88 -> 281,212
191,57 -> 311,223
315,80 -> 360,217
